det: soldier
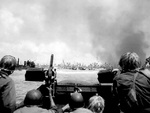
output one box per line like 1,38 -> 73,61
62,88 -> 85,112
142,56 -> 150,69
112,52 -> 150,113
88,95 -> 105,113
0,55 -> 17,113
37,68 -> 57,109
14,89 -> 63,113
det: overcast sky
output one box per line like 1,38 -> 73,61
0,0 -> 150,65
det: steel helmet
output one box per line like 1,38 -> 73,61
24,89 -> 43,106
0,55 -> 17,71
69,92 -> 84,109
146,57 -> 150,63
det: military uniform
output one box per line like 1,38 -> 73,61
0,71 -> 16,113
14,106 -> 60,113
113,69 -> 150,113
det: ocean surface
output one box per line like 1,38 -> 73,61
11,69 -> 99,104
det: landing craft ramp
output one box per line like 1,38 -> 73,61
54,70 -> 116,113
25,69 -> 117,113
54,70 -> 101,106
24,54 -> 118,112
55,69 -> 113,96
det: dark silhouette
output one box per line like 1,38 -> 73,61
112,52 -> 150,113
0,55 -> 17,113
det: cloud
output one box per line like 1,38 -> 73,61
0,0 -> 150,66
0,10 -> 22,33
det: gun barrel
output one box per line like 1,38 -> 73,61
50,54 -> 54,68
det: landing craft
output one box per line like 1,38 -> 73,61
25,54 -> 118,113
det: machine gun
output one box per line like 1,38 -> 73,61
45,54 -> 57,97
47,54 -> 56,84
25,54 -> 57,84
25,54 -> 57,98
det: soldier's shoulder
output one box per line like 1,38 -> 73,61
139,68 -> 150,78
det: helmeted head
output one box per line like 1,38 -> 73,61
119,52 -> 141,72
69,92 -> 84,110
145,56 -> 150,68
88,95 -> 105,113
0,55 -> 17,73
24,89 -> 43,106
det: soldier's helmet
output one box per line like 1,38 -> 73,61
0,55 -> 17,71
69,92 -> 84,109
24,89 -> 43,106
146,57 -> 150,64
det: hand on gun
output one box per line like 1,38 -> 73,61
46,86 -> 53,96
45,68 -> 56,87
74,87 -> 82,93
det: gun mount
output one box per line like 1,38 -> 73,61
25,54 -> 55,82
24,54 -> 118,113
54,69 -> 117,113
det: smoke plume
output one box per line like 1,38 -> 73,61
87,0 -> 150,65
0,0 -> 150,65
